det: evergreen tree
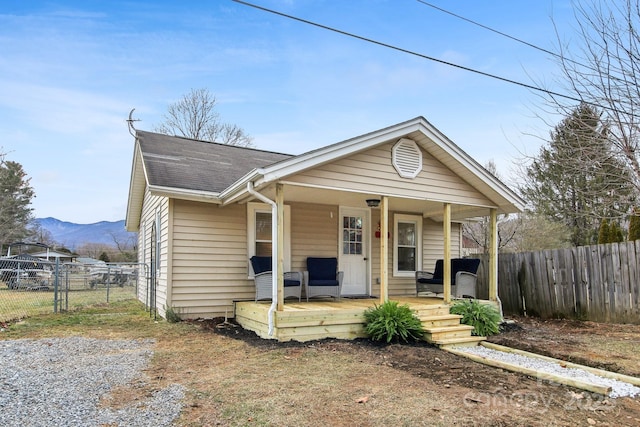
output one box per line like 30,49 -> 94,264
598,219 -> 610,244
609,222 -> 624,243
99,251 -> 111,263
629,212 -> 640,241
0,157 -> 35,253
520,104 -> 636,246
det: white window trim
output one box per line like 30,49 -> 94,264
393,213 -> 422,277
247,202 -> 291,277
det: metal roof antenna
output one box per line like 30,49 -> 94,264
127,108 -> 141,137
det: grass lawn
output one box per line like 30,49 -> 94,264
0,286 -> 136,322
2,300 -> 640,426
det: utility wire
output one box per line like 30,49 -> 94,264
416,0 -> 558,60
415,0 -> 588,69
232,0 -> 625,115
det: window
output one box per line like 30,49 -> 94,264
255,211 -> 272,256
393,214 -> 422,276
247,203 -> 291,275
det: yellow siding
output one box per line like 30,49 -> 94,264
286,142 -> 493,206
289,203 -> 462,298
369,213 -> 462,297
137,195 -> 463,319
136,189 -> 170,316
290,203 -> 339,272
169,200 -> 248,319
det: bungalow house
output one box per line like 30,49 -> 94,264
125,116 -> 524,343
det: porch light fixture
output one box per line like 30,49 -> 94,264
366,199 -> 381,208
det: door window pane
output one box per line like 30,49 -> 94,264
343,215 -> 363,255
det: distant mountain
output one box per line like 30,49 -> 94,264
34,217 -> 137,249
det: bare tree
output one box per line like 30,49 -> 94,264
108,231 -> 137,262
545,0 -> 640,195
76,242 -> 115,260
28,223 -> 57,247
463,161 -> 522,253
510,214 -> 572,252
154,88 -> 254,147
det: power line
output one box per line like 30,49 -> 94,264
232,0 -> 625,115
414,0 -> 588,70
416,0 -> 559,60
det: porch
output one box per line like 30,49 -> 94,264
235,296 -> 495,345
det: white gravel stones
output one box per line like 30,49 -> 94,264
458,345 -> 640,398
0,337 -> 184,427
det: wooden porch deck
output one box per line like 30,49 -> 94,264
235,296 -> 494,345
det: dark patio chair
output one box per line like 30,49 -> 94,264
303,257 -> 344,301
250,256 -> 302,302
415,258 -> 480,298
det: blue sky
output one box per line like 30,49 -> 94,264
0,0 -> 575,224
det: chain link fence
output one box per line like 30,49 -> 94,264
0,257 -> 147,323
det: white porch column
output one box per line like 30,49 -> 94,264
276,183 -> 285,311
489,208 -> 498,302
379,196 -> 389,303
443,203 -> 452,303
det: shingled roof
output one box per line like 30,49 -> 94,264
136,131 -> 292,193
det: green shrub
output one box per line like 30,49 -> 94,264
165,306 -> 182,323
364,300 -> 424,343
450,299 -> 501,337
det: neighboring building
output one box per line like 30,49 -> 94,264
30,250 -> 77,263
126,117 -> 524,320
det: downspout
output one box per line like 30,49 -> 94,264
247,182 -> 278,336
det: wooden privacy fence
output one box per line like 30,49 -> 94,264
475,241 -> 640,324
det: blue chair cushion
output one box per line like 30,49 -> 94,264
307,257 -> 338,281
432,259 -> 444,281
250,256 -> 272,274
453,258 -> 480,277
284,279 -> 301,287
417,277 -> 442,284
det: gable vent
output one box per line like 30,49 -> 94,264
392,138 -> 422,179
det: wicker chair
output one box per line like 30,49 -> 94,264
303,257 -> 344,301
250,256 -> 302,302
415,258 -> 480,298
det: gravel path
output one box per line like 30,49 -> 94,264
458,345 -> 640,398
0,337 -> 184,427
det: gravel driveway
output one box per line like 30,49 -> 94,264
0,337 -> 184,427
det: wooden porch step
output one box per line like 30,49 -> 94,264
423,324 -> 474,342
432,336 -> 486,347
411,304 -> 451,317
419,314 -> 463,328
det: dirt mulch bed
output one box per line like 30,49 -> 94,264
164,316 -> 640,426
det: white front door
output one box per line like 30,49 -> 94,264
339,207 -> 370,296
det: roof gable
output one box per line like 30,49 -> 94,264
221,116 -> 525,214
284,140 -> 495,208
